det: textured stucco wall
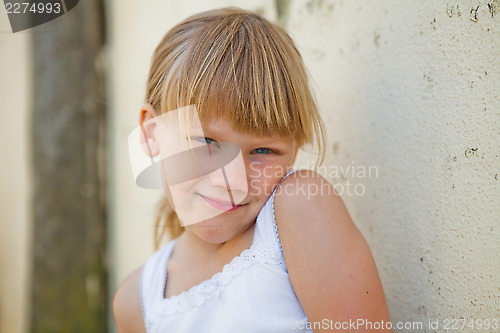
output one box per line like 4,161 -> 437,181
106,0 -> 499,331
286,0 -> 499,327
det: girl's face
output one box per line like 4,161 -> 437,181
156,112 -> 297,244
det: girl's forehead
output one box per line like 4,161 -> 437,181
200,117 -> 296,146
201,116 -> 282,137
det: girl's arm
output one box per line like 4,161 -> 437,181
274,170 -> 391,333
112,266 -> 147,333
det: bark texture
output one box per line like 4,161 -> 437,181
30,1 -> 108,331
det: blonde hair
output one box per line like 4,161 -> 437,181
144,7 -> 325,249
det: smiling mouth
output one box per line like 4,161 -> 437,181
198,194 -> 245,212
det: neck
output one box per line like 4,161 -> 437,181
177,221 -> 256,262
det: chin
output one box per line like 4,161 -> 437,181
188,219 -> 233,243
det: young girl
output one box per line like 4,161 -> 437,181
113,7 -> 391,333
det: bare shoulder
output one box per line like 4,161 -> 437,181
274,169 -> 391,331
274,169 -> 359,262
274,169 -> 353,232
112,265 -> 146,333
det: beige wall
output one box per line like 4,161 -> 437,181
0,12 -> 32,333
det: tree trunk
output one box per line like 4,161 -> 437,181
30,1 -> 108,332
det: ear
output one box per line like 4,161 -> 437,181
139,103 -> 160,157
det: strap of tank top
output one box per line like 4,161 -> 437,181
270,168 -> 304,270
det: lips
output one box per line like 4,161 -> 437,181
199,194 -> 244,212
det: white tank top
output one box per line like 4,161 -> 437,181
140,170 -> 312,332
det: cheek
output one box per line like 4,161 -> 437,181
247,160 -> 290,198
161,165 -> 199,211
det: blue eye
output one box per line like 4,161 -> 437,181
253,147 -> 272,154
195,137 -> 222,150
196,137 -> 217,145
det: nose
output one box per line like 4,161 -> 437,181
208,150 -> 248,199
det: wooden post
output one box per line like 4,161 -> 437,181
30,0 -> 108,331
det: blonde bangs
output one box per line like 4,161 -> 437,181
151,9 -> 324,152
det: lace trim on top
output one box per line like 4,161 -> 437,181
157,244 -> 283,317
